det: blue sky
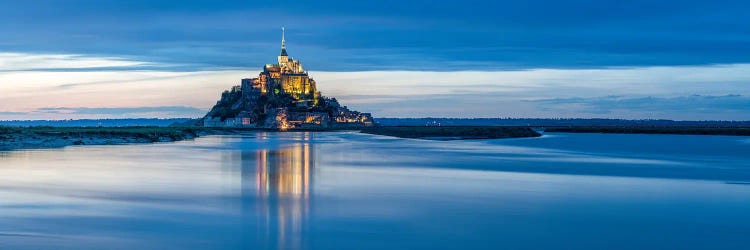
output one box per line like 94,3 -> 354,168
1,0 -> 749,119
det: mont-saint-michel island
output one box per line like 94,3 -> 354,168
201,28 -> 374,130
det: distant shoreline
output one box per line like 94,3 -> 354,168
360,126 -> 542,140
4,125 -> 749,151
0,127 -> 208,151
3,118 -> 750,128
544,126 -> 750,136
0,126 -> 545,151
0,126 -> 380,151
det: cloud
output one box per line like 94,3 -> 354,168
528,95 -> 750,120
335,93 -> 509,118
34,106 -> 206,117
0,1 -> 749,71
0,1 -> 747,120
1,51 -> 750,120
0,106 -> 207,120
314,65 -> 750,102
0,53 -> 153,71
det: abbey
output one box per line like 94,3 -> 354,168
202,28 -> 374,129
243,27 -> 320,108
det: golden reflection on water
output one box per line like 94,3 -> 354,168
239,132 -> 314,250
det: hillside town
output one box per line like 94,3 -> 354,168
202,28 -> 374,129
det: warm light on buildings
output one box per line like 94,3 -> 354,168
203,27 -> 374,129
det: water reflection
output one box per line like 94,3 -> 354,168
239,132 -> 314,250
2,132 -> 750,249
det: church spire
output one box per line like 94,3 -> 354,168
280,27 -> 288,56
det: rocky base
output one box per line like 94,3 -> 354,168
202,85 -> 373,129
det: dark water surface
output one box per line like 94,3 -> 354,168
0,132 -> 749,249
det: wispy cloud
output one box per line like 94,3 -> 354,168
0,53 -> 152,71
528,95 -> 750,120
0,106 -> 205,120
1,51 -> 750,120
34,106 -> 206,117
1,1 -> 749,71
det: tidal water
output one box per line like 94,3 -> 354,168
0,132 -> 749,250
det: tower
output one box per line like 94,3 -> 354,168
278,27 -> 289,67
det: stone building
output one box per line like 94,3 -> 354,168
244,27 -> 321,108
202,28 -> 374,129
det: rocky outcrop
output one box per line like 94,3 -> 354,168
202,86 -> 373,129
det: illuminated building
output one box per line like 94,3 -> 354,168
203,28 -> 374,129
246,27 -> 321,107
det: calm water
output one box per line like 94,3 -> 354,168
0,132 -> 749,249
